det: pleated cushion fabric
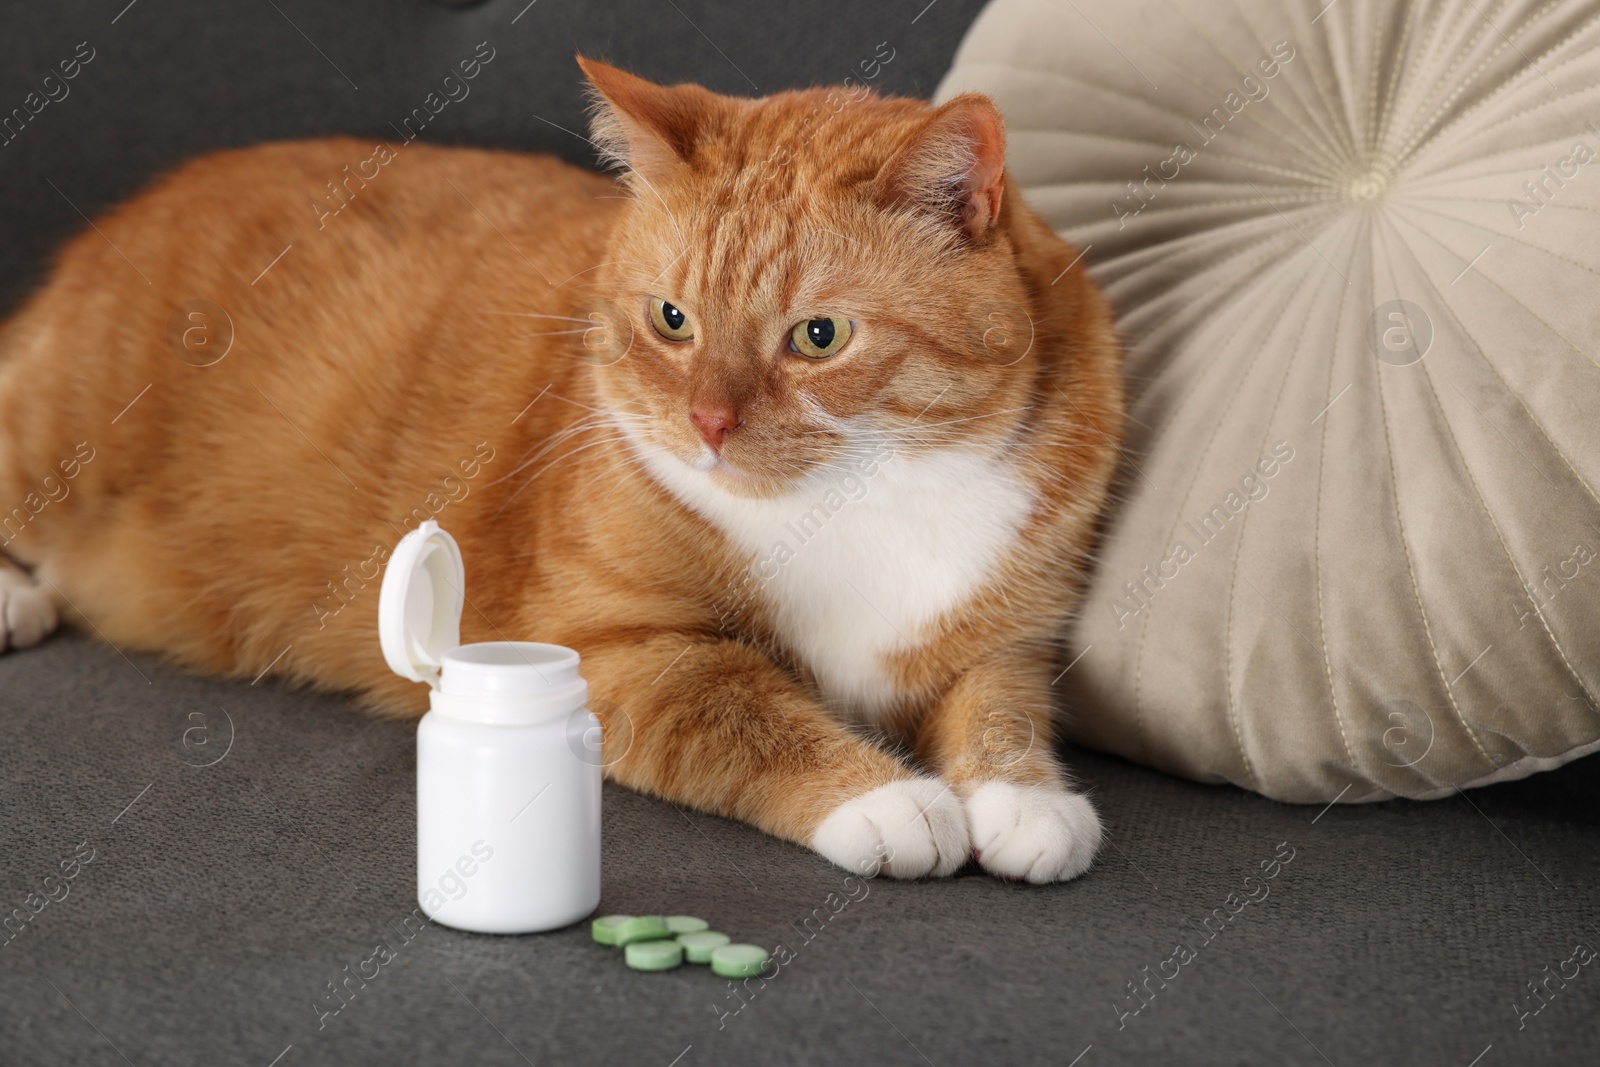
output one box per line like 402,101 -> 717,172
936,0 -> 1600,802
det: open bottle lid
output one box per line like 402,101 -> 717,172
378,520 -> 465,690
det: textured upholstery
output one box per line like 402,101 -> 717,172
938,0 -> 1600,802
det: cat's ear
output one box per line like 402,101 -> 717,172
577,56 -> 718,183
877,94 -> 1007,242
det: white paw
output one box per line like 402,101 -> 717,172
811,777 -> 970,879
0,567 -> 58,654
965,781 -> 1102,883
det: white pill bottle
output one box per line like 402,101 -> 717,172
378,520 -> 601,934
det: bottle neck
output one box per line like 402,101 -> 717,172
429,641 -> 588,725
428,684 -> 587,726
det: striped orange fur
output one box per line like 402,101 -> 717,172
0,59 -> 1123,882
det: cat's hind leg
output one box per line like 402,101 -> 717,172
0,556 -> 60,653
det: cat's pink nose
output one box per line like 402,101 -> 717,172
690,403 -> 740,451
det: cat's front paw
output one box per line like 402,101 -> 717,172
811,777 -> 969,879
965,781 -> 1101,883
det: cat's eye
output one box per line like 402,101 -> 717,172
649,297 -> 694,342
789,316 -> 853,359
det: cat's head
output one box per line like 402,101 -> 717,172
577,57 -> 1038,499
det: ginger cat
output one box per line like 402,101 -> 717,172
0,59 -> 1123,883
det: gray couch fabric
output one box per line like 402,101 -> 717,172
2,2 -> 1597,1065
5,635 -> 1598,1066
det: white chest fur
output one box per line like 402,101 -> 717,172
638,441 -> 1035,717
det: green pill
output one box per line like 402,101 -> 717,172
591,915 -> 633,945
710,944 -> 770,979
625,939 -> 684,972
664,915 -> 708,934
676,930 -> 731,963
615,915 -> 672,946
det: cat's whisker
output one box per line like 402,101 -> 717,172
586,454 -> 665,510
477,311 -> 594,324
501,433 -> 635,504
552,394 -> 650,417
504,413 -> 625,457
493,415 -> 620,483
550,258 -> 657,290
492,428 -> 636,492
831,407 -> 1030,437
519,412 -> 643,451
546,390 -> 633,418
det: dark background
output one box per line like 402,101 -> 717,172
0,0 -> 986,316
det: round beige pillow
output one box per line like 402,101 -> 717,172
938,0 -> 1600,802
